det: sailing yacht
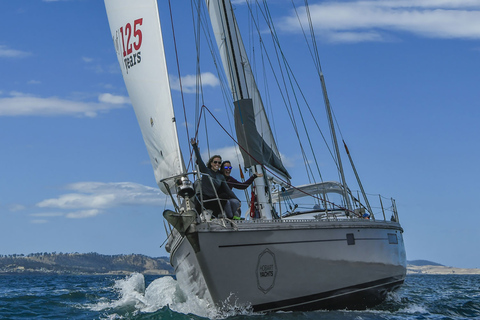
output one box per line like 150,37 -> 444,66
104,0 -> 406,312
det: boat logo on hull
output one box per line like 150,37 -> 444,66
256,248 -> 277,294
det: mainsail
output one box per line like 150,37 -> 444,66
205,0 -> 290,180
104,0 -> 185,194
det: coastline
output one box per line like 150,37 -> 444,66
408,265 -> 480,275
2,253 -> 479,275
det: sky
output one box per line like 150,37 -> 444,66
1,0 -> 479,268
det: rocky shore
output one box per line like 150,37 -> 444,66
0,253 -> 173,275
407,265 -> 480,275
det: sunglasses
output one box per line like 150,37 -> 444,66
212,161 -> 222,164
224,166 -> 232,170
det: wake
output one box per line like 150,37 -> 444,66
90,273 -> 254,319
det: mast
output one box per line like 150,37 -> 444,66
104,0 -> 186,194
320,72 -> 353,211
302,0 -> 353,211
205,0 -> 290,219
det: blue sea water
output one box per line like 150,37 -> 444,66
0,274 -> 479,319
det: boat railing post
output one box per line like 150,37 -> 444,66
392,198 -> 399,222
206,173 -> 226,219
323,191 -> 328,219
194,167 -> 206,220
379,194 -> 386,221
277,187 -> 282,219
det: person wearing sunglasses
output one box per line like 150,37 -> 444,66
221,160 -> 263,190
190,138 -> 240,219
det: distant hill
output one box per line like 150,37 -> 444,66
407,260 -> 444,267
406,260 -> 480,275
0,253 -> 173,275
2,254 -> 477,275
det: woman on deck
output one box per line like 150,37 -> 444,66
221,160 -> 263,190
190,139 -> 241,219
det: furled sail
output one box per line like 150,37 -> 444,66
105,0 -> 185,194
205,0 -> 290,180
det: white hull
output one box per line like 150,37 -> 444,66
169,218 -> 406,311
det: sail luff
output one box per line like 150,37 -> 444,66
104,0 -> 185,194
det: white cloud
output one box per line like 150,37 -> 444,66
280,0 -> 480,43
37,193 -> 116,209
9,204 -> 26,212
202,145 -> 243,167
98,93 -> 130,104
279,152 -> 295,168
30,212 -> 64,217
0,92 -> 127,117
65,209 -> 103,219
0,45 -> 31,58
170,72 -> 220,93
36,182 -> 164,211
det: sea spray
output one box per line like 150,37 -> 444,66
91,273 -> 147,312
90,273 -> 216,318
90,273 -> 259,319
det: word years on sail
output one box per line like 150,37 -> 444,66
113,18 -> 143,72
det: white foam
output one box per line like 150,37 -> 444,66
90,273 -> 232,318
91,273 -> 147,311
399,304 -> 428,314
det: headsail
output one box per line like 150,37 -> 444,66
205,0 -> 290,181
104,0 -> 185,194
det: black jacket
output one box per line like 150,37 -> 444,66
192,144 -> 237,201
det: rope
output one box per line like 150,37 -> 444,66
201,104 -> 360,217
167,0 -> 190,153
179,2 -> 361,217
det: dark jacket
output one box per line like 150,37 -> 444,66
192,144 -> 237,201
225,175 -> 256,190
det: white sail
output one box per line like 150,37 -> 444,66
205,0 -> 290,180
104,0 -> 185,194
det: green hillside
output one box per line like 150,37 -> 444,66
0,253 -> 173,275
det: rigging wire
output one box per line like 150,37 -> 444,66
200,104 -> 359,216
262,0 -> 325,185
244,0 -> 314,183
293,0 -> 369,211
246,0 -> 337,186
168,1 -> 362,216
167,0 -> 191,167
193,0 -> 244,165
301,0 -> 352,210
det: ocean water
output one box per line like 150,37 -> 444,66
0,274 -> 479,319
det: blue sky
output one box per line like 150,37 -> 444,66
1,0 -> 479,269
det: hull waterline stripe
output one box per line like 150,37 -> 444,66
253,276 -> 405,312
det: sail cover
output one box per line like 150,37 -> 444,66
205,0 -> 290,179
105,0 -> 185,194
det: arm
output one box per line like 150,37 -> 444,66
227,176 -> 251,190
228,173 -> 262,190
191,139 -> 208,173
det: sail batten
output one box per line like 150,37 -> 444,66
105,0 -> 185,194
